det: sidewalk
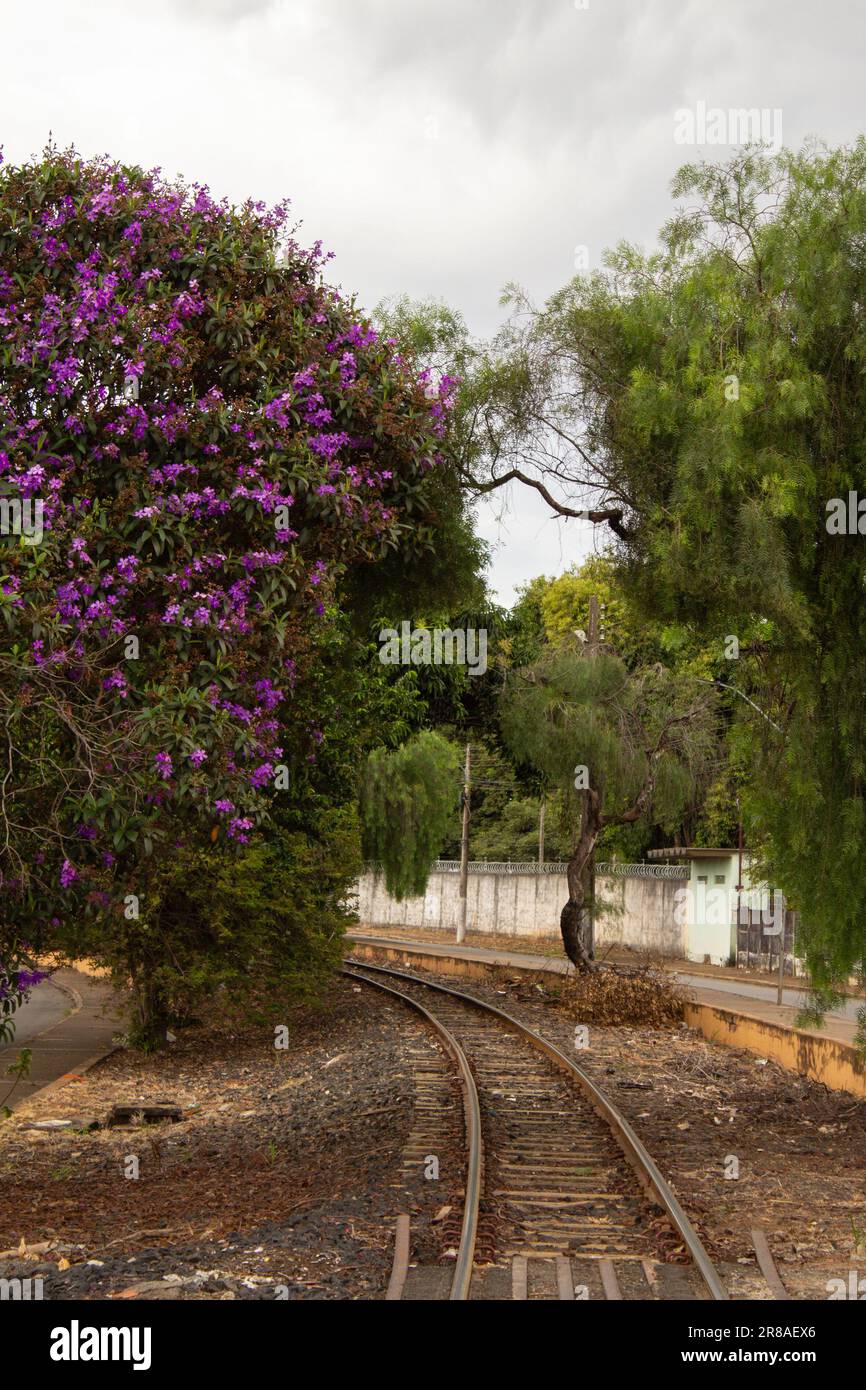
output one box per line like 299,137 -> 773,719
0,968 -> 125,1113
347,930 -> 866,1097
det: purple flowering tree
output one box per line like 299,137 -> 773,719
0,146 -> 454,1043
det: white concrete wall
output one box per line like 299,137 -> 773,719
356,866 -> 688,957
594,871 -> 688,957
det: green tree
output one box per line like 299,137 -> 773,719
500,643 -> 719,969
60,806 -> 360,1045
470,141 -> 866,990
0,148 -> 477,1043
359,731 -> 461,899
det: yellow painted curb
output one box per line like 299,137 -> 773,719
684,1001 -> 866,1099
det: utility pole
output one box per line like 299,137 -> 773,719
737,810 -> 746,971
582,593 -> 601,957
776,893 -> 786,1006
456,742 -> 471,943
587,593 -> 600,653
538,793 -> 545,865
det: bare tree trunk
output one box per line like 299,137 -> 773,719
560,790 -> 601,973
131,968 -> 170,1051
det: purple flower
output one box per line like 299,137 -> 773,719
154,751 -> 173,780
14,968 -> 48,993
308,431 -> 350,459
0,148 -> 449,947
227,816 -> 254,843
102,670 -> 129,697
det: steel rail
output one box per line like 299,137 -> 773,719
342,966 -> 482,1301
347,957 -> 729,1302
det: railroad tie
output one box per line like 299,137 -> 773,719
599,1258 -> 623,1300
512,1255 -> 528,1300
556,1255 -> 575,1300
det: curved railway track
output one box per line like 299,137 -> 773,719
344,959 -> 728,1302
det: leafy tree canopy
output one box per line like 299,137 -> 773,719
359,730 -> 461,900
460,141 -> 866,986
0,146 -> 468,1035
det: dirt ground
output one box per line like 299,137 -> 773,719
2,959 -> 863,1300
0,979 -> 464,1300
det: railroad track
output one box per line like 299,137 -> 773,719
344,959 -> 729,1302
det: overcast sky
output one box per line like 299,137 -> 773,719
3,0 -> 865,603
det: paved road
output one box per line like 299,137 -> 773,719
1,977 -> 73,1052
0,969 -> 124,1111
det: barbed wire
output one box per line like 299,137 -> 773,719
364,859 -> 688,880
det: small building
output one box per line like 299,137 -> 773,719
647,847 -> 764,966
